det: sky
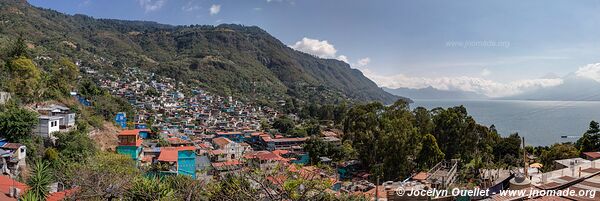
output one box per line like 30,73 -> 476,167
27,0 -> 600,97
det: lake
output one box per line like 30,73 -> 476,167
410,99 -> 600,146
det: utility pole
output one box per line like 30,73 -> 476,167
375,175 -> 380,201
523,137 -> 528,178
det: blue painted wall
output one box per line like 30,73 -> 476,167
117,145 -> 141,160
177,150 -> 196,179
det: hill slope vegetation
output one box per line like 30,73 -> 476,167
0,0 -> 402,105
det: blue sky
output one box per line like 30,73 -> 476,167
27,0 -> 600,97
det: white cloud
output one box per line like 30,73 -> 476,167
138,0 -> 165,12
210,4 -> 221,15
336,55 -> 349,63
481,68 -> 491,77
360,69 -> 563,97
182,1 -> 201,12
356,57 -> 370,67
575,63 -> 600,82
291,37 -> 338,59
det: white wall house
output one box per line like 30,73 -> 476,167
36,116 -> 61,139
212,137 -> 248,161
0,92 -> 10,104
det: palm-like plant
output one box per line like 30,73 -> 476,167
19,191 -> 39,201
126,177 -> 174,201
26,160 -> 53,200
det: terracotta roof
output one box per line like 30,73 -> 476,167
0,175 -> 28,201
251,132 -> 264,136
216,132 -> 243,135
209,150 -> 224,155
582,152 -> 600,159
47,188 -> 78,201
529,196 -> 573,201
167,137 -> 191,145
118,129 -> 139,136
212,160 -> 241,168
260,135 -> 272,142
272,150 -> 289,156
212,137 -> 232,148
412,172 -> 429,181
1,143 -> 23,150
271,137 -> 308,143
244,151 -> 287,161
157,146 -> 195,162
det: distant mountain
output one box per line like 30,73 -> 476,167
0,0 -> 403,105
383,86 -> 488,100
503,74 -> 600,101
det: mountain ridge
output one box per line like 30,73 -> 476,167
0,1 -> 403,105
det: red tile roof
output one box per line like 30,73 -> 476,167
1,143 -> 23,150
0,175 -> 28,201
412,172 -> 429,181
157,146 -> 195,162
212,137 -> 232,148
118,129 -> 139,136
216,132 -> 242,135
272,150 -> 289,156
244,151 -> 287,161
582,152 -> 600,159
209,150 -> 224,155
212,160 -> 241,168
271,137 -> 308,143
167,137 -> 192,145
47,188 -> 78,201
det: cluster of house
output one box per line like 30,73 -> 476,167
96,68 -> 280,133
92,67 -> 343,178
115,128 -> 322,180
0,91 -> 77,179
34,104 -> 76,141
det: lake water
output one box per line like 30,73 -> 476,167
411,99 -> 600,146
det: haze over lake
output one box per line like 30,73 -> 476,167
411,99 -> 600,146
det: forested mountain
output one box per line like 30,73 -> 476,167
0,0 -> 402,105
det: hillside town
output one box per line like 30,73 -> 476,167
2,1 -> 600,200
1,64 -> 600,200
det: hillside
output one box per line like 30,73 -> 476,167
0,0 -> 402,105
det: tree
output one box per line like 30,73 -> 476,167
273,116 -> 295,134
304,137 -> 330,164
63,152 -> 140,200
416,134 -> 445,169
163,175 -> 207,201
5,56 -> 42,102
540,143 -> 579,172
47,57 -> 79,98
343,100 -> 417,180
26,160 -> 53,200
0,105 -> 38,142
413,107 -> 433,135
577,121 -> 600,152
7,35 -> 28,59
493,133 -> 522,167
54,130 -> 97,162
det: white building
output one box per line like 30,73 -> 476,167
212,137 -> 248,161
0,92 -> 10,104
36,116 -> 61,139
